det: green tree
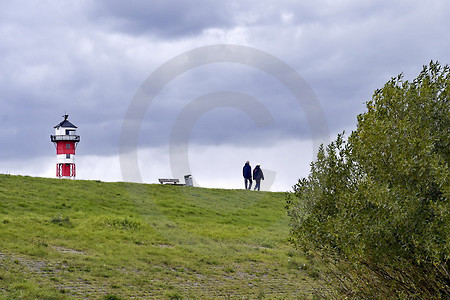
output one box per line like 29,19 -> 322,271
287,61 -> 449,298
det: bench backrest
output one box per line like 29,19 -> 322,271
158,178 -> 180,184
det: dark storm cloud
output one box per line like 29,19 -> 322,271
133,62 -> 314,152
89,0 -> 235,38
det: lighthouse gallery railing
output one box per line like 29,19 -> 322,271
50,135 -> 80,142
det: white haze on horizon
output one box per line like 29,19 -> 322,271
0,139 -> 314,192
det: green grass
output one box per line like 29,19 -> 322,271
0,174 -> 322,299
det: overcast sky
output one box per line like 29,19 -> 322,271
1,0 -> 449,191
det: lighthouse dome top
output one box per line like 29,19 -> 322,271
54,114 -> 77,129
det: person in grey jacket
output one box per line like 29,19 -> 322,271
253,165 -> 264,191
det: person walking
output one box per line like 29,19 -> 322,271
253,164 -> 264,191
243,161 -> 252,190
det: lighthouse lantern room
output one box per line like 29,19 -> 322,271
50,115 -> 80,179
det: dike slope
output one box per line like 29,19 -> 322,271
0,174 -> 322,299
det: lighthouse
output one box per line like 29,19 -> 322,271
50,114 -> 80,179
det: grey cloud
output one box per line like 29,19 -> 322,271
130,62 -> 314,151
89,0 -> 236,38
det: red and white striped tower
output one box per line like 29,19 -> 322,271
50,114 -> 80,179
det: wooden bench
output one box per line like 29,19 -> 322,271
158,178 -> 181,185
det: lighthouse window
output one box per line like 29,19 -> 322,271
66,154 -> 70,159
66,143 -> 70,149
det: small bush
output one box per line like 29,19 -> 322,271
101,217 -> 143,230
165,291 -> 183,299
51,216 -> 73,227
104,295 -> 123,300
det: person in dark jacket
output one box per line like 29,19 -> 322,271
243,161 -> 252,190
253,165 -> 264,191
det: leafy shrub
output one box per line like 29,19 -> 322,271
101,217 -> 143,230
286,62 -> 449,298
51,216 -> 73,227
104,295 -> 123,300
165,291 -> 183,299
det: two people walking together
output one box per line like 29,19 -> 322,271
243,161 -> 264,191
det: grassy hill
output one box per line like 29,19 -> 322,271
0,174 -> 322,299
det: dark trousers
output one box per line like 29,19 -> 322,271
254,179 -> 261,191
244,178 -> 252,190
